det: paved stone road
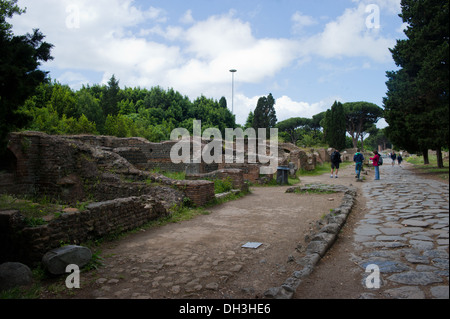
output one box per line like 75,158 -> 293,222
353,163 -> 449,299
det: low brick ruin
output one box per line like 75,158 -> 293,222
0,131 -> 216,207
0,131 -> 358,266
0,196 -> 168,266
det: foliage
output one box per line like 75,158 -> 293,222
384,0 -> 449,168
18,80 -> 237,142
364,127 -> 392,151
252,93 -> 277,137
0,193 -> 62,224
343,101 -> 384,149
0,0 -> 53,155
213,177 -> 234,194
322,101 -> 346,150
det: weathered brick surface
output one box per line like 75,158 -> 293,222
0,196 -> 169,266
186,168 -> 245,190
1,132 -> 215,207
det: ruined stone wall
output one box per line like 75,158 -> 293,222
0,196 -> 168,266
1,132 -> 215,207
186,169 -> 245,191
217,163 -> 260,182
278,143 -> 320,172
65,135 -> 218,173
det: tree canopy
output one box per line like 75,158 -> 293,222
0,0 -> 53,154
343,101 -> 384,149
322,101 -> 347,150
384,0 -> 449,167
252,93 -> 277,137
19,79 -> 236,142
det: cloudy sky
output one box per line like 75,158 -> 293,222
11,0 -> 406,126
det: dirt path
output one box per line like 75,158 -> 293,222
293,164 -> 371,299
48,165 -> 369,299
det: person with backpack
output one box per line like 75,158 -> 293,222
397,154 -> 403,166
370,150 -> 381,180
391,152 -> 397,166
353,149 -> 365,181
330,149 -> 342,178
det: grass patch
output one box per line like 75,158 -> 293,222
406,154 -> 449,180
292,187 -> 337,195
0,194 -> 62,226
151,167 -> 186,180
298,161 -> 353,177
0,194 -> 93,227
213,177 -> 233,194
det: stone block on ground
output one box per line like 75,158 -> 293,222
0,262 -> 33,291
42,245 -> 92,275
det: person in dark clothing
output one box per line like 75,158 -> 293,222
353,149 -> 365,181
391,152 -> 397,166
397,154 -> 403,166
330,149 -> 342,178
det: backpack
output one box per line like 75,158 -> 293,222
354,153 -> 364,163
331,151 -> 339,162
378,155 -> 383,166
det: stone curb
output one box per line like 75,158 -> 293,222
264,184 -> 357,299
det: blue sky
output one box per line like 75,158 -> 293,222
11,0 -> 406,126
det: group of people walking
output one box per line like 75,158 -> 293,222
329,149 -> 404,181
389,151 -> 403,166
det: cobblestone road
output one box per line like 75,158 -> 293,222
354,163 -> 449,299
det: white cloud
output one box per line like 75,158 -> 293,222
232,95 -> 337,126
58,71 -> 90,89
291,11 -> 317,34
180,13 -> 301,85
355,0 -> 401,15
275,96 -> 336,122
180,9 -> 195,24
301,3 -> 396,62
10,0 -> 400,126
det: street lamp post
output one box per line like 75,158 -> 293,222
229,69 -> 237,115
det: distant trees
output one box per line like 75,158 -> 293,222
0,0 -> 53,155
384,0 -> 449,168
365,127 -> 392,151
18,78 -> 236,142
276,117 -> 324,147
343,102 -> 384,149
276,117 -> 309,144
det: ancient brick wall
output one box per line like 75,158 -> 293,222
2,132 -> 215,207
217,163 -> 262,183
186,168 -> 245,190
0,196 -> 168,266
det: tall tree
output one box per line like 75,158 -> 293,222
101,74 -> 120,116
219,96 -> 227,109
0,0 -> 53,156
384,0 -> 449,168
343,101 -> 384,150
323,101 -> 346,150
244,111 -> 254,130
252,93 -> 277,137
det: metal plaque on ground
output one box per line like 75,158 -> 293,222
242,242 -> 262,249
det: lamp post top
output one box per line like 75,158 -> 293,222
229,69 -> 237,73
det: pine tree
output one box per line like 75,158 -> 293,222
0,0 -> 53,156
252,93 -> 277,137
323,101 -> 346,150
384,0 -> 449,167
